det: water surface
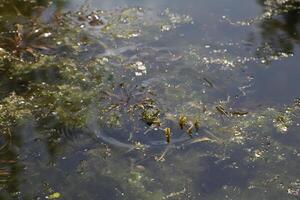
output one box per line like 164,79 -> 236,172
1,0 -> 300,199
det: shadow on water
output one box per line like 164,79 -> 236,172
257,0 -> 300,51
0,1 -> 71,198
243,0 -> 300,105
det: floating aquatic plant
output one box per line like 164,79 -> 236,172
0,22 -> 55,61
1,1 -> 300,199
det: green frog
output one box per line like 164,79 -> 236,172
141,107 -> 160,126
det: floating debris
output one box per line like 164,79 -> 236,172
189,137 -> 215,144
164,188 -> 186,199
46,192 -> 61,199
128,61 -> 147,76
216,105 -> 230,117
273,115 -> 291,133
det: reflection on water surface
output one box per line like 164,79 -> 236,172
1,0 -> 300,199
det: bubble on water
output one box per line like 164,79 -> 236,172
42,32 -> 52,37
161,25 -> 171,32
128,61 -> 147,76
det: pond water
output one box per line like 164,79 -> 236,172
1,0 -> 300,199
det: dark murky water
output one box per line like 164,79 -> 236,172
1,0 -> 300,199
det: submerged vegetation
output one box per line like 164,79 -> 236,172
1,0 -> 300,199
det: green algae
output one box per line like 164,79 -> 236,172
1,0 -> 300,200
